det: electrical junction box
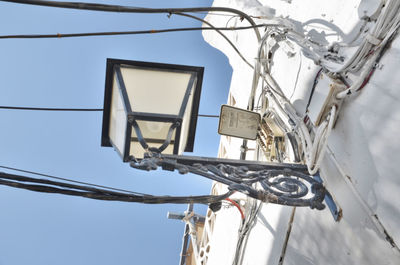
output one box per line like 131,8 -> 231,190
218,105 -> 261,140
262,116 -> 285,137
258,113 -> 286,162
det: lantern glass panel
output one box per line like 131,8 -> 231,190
108,75 -> 127,156
120,67 -> 192,115
130,120 -> 177,158
129,141 -> 175,159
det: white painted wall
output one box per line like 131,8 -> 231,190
202,0 -> 400,264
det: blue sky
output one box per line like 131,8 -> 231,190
0,1 -> 232,264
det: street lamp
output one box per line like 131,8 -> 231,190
101,58 -> 328,211
101,58 -> 203,161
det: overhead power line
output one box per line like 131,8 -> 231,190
0,25 -> 266,40
176,12 -> 254,69
0,11 -> 260,68
0,171 -> 233,204
198,114 -> 219,118
0,0 -> 261,41
0,106 -> 103,111
0,1 -> 261,69
0,165 -> 149,196
0,106 -> 219,117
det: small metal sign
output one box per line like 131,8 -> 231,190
218,105 -> 261,140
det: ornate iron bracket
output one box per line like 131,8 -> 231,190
130,153 -> 326,210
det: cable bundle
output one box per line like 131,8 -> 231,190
0,171 -> 233,205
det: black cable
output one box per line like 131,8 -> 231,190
0,171 -> 234,204
0,11 -> 259,69
0,106 -> 103,111
198,114 -> 219,118
0,178 -> 232,204
0,106 -> 219,117
0,1 -> 260,70
191,11 -> 239,17
0,0 -> 261,41
289,55 -> 302,101
0,25 -> 266,40
0,171 -> 129,195
0,165 -> 150,196
175,12 -> 254,69
305,68 -> 323,111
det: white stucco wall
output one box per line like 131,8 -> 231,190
202,0 -> 400,264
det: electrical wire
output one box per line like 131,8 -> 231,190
225,198 -> 245,221
0,165 -> 150,196
248,28 -> 337,174
0,171 -> 234,204
0,106 -> 219,117
189,11 -> 271,20
289,54 -> 303,101
305,68 -> 323,111
0,1 -> 265,71
247,0 -> 399,174
308,105 -> 336,175
198,114 -> 219,118
0,106 -> 103,111
191,11 -> 238,17
0,1 -> 265,69
0,25 -> 267,40
336,23 -> 399,98
0,0 -> 261,41
232,198 -> 262,265
175,12 -> 255,69
336,0 -> 400,73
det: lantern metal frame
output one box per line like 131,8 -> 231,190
101,58 -> 204,161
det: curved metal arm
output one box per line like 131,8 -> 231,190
130,152 -> 326,210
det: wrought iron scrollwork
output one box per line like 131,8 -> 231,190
130,152 -> 326,210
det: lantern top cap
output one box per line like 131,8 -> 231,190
105,58 -> 205,75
